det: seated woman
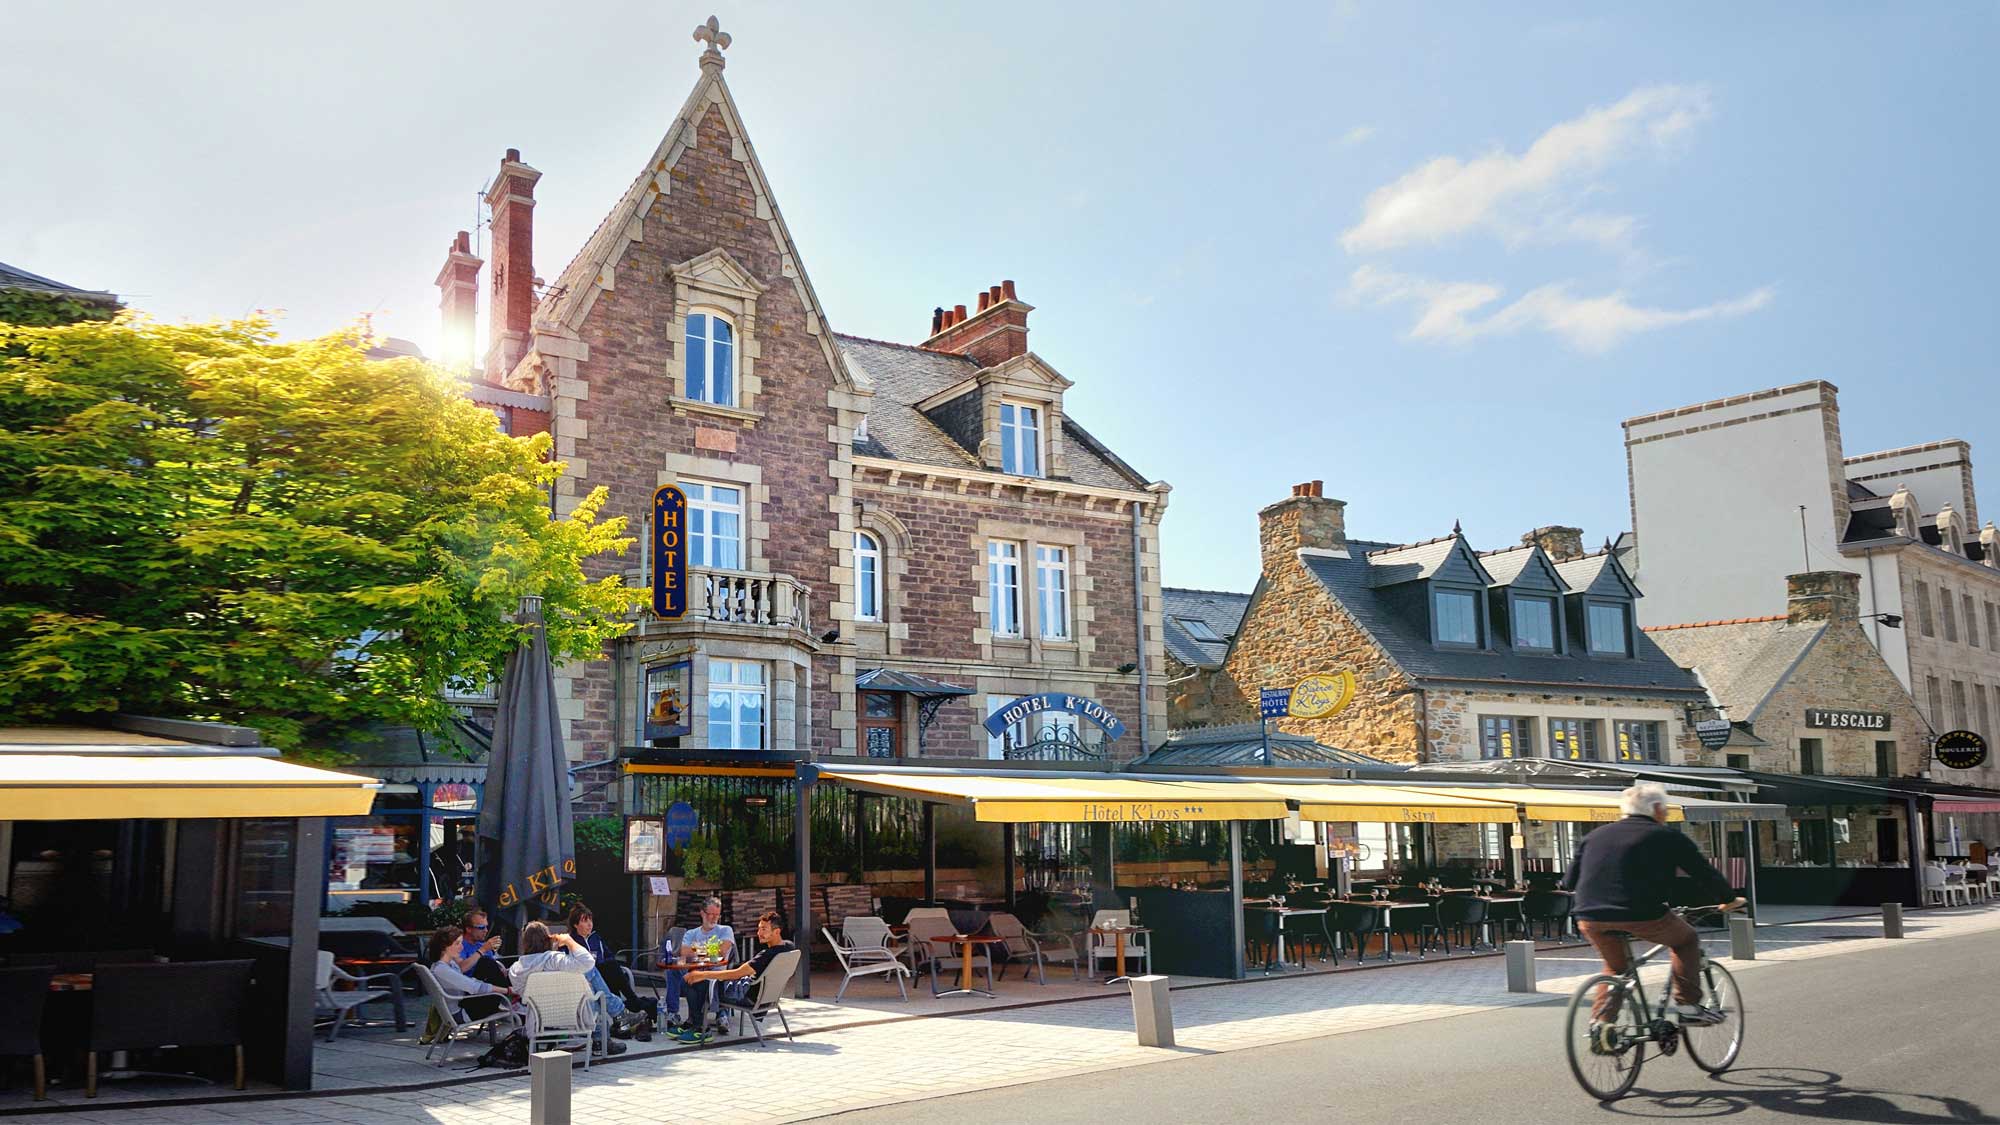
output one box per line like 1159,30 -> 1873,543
508,921 -> 625,1055
566,903 -> 656,1030
426,925 -> 513,1022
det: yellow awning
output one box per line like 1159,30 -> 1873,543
817,768 -> 1288,824
0,754 -> 380,820
1407,785 -> 1684,823
1261,783 -> 1520,824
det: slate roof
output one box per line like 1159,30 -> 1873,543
1644,617 -> 1825,722
836,335 -> 1149,489
1300,542 -> 1706,697
1478,545 -> 1556,588
0,260 -> 117,305
1162,587 -> 1252,668
1138,723 -> 1394,768
1366,536 -> 1465,586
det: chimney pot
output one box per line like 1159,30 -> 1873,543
931,307 -> 944,335
977,291 -> 991,313
1261,485 -> 1349,573
1002,279 -> 1017,300
1311,479 -> 1324,498
1522,525 -> 1587,562
989,284 -> 1004,305
954,304 -> 967,322
505,148 -> 520,162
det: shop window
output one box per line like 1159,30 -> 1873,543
1876,818 -> 1901,864
1875,740 -> 1897,777
1613,719 -> 1663,763
1481,715 -> 1533,759
1799,738 -> 1824,775
707,659 -> 766,749
1548,718 -> 1599,761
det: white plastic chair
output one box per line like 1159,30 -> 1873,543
413,964 -> 518,1067
841,916 -> 908,966
988,912 -> 1080,984
1925,864 -> 1969,906
1086,910 -> 1150,978
313,950 -> 406,1041
823,927 -> 912,1001
520,971 -> 607,1068
718,948 -> 802,1046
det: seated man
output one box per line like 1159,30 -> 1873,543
660,896 -> 735,1032
442,909 -> 511,989
677,911 -> 795,1044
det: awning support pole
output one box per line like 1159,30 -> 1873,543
1228,821 -> 1247,980
1002,823 -> 1017,911
794,769 -> 813,999
1905,796 -> 1926,906
1745,818 -> 1762,921
1090,822 -> 1114,904
922,802 -> 937,903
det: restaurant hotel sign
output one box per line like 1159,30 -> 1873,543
1080,802 -> 1211,823
982,693 -> 1127,741
1804,708 -> 1891,731
652,485 -> 689,618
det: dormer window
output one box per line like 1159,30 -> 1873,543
1586,601 -> 1632,656
1177,617 -> 1223,643
1513,595 -> 1557,651
1433,587 -> 1481,647
686,311 -> 736,407
1000,400 -> 1042,476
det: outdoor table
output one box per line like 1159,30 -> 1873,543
1087,925 -> 1151,985
1244,906 -> 1326,971
927,934 -> 1004,998
1477,895 -> 1526,945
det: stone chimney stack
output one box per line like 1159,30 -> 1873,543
1522,525 -> 1586,562
483,148 -> 541,381
1982,522 -> 1999,568
1258,481 -> 1347,575
1787,570 -> 1862,626
434,230 -> 483,372
921,279 -> 1032,366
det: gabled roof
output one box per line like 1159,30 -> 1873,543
1554,550 -> 1642,599
1643,616 -> 1824,722
1299,542 -> 1704,696
1479,545 -> 1570,592
531,56 -> 856,390
1162,587 -> 1252,668
836,334 -> 1150,490
1366,533 -> 1492,587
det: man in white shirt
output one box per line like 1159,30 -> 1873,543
660,896 -> 734,1032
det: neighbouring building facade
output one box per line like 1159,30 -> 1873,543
1171,481 -> 1709,768
424,29 -> 1168,774
1625,380 -> 2000,804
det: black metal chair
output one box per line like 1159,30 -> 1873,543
0,967 -> 53,1100
87,960 -> 253,1097
1244,908 -> 1282,972
1328,902 -> 1385,963
1437,894 -> 1488,950
1486,897 -> 1526,944
1387,899 -> 1439,956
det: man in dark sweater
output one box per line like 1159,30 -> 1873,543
1561,782 -> 1745,1023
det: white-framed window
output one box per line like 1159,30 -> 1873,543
706,659 -> 765,750
999,400 -> 1042,477
683,480 -> 744,570
855,531 -> 882,621
1036,545 -> 1070,640
1587,601 -> 1631,656
685,311 -> 737,407
1433,587 -> 1480,646
1513,595 -> 1557,651
988,540 -> 1023,637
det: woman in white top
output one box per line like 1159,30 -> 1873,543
508,921 -> 623,1054
426,925 -> 512,1021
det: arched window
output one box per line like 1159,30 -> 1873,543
855,531 -> 882,621
685,311 -> 736,407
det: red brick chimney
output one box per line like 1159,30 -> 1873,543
484,148 -> 541,380
434,230 -> 483,372
921,279 -> 1033,366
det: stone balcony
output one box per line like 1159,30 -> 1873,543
627,565 -> 814,637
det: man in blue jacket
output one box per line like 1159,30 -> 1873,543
1562,782 -> 1745,1024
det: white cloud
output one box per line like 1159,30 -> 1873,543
1347,266 -> 1772,353
1339,85 -> 1710,253
1339,125 -> 1376,147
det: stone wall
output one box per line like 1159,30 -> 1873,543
1899,551 -> 2000,796
1743,616 -> 1927,777
1425,687 -> 1697,764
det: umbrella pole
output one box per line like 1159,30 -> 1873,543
795,768 -> 813,999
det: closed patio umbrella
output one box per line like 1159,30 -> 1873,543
476,595 -> 576,929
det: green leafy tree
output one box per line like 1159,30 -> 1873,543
0,314 -> 641,756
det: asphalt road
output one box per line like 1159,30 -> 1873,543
824,929 -> 2000,1124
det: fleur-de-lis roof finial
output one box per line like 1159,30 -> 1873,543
693,15 -> 731,63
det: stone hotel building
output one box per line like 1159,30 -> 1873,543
422,30 -> 1169,769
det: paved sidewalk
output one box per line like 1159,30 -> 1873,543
13,904 -> 1998,1124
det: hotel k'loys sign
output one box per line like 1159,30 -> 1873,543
1081,802 -> 1209,822
1804,708 -> 1891,731
984,693 -> 1127,741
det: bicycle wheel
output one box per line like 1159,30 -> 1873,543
1681,958 -> 1744,1073
1565,973 -> 1646,1101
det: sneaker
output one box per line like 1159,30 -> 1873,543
595,1038 -> 628,1057
1587,1020 -> 1616,1056
1667,1003 -> 1725,1026
675,1027 -> 712,1045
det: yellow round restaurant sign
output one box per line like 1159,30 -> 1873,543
1288,671 -> 1355,719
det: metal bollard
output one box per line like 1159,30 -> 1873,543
1882,902 -> 1905,939
1504,940 -> 1536,993
530,1050 -> 572,1125
1130,974 -> 1175,1048
1729,914 -> 1756,960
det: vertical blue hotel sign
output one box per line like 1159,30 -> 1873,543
652,486 -> 689,619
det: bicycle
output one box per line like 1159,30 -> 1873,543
1564,905 -> 1746,1101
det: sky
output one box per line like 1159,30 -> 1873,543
6,2 -> 1996,592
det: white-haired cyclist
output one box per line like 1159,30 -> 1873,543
1560,782 -> 1746,1029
